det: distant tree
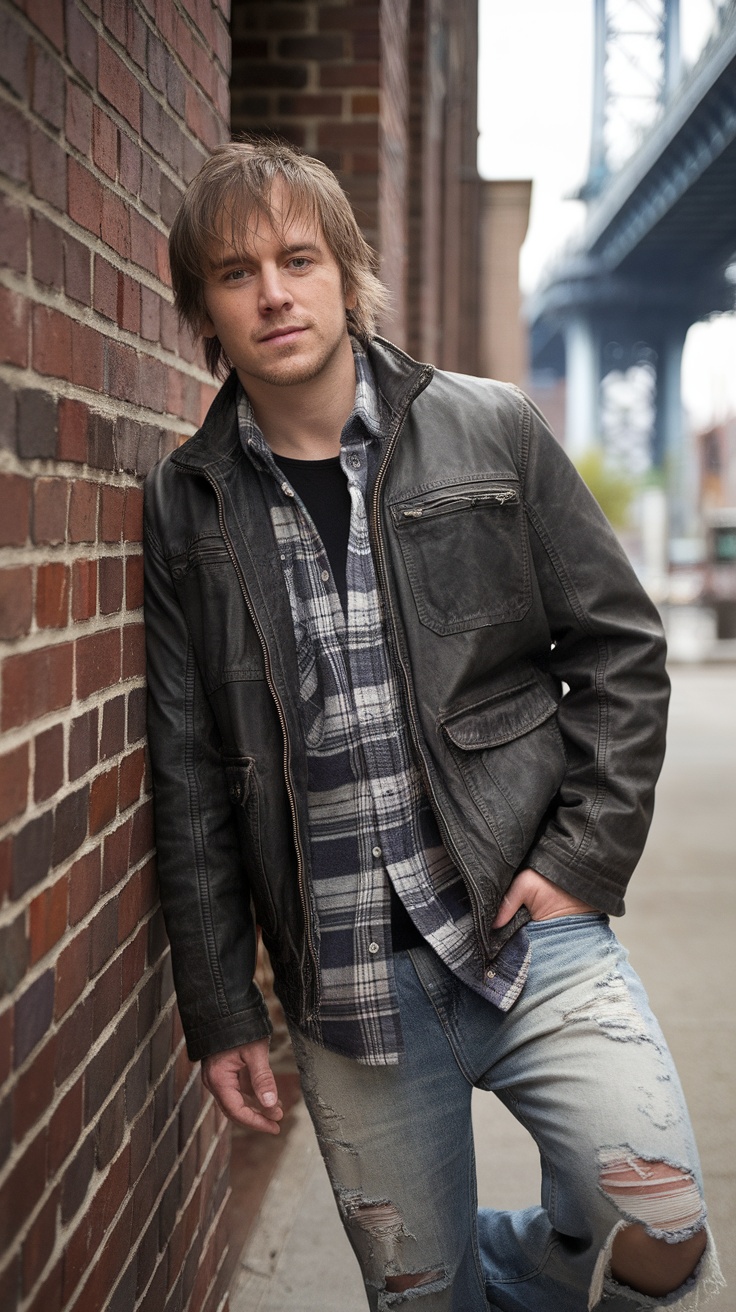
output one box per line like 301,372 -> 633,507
575,448 -> 636,529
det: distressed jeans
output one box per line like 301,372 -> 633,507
288,915 -> 724,1311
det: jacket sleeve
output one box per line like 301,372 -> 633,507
519,393 -> 670,913
144,466 -> 272,1060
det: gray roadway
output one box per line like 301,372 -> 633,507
231,665 -> 736,1311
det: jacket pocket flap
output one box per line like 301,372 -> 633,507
442,680 -> 559,750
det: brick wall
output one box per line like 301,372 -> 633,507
230,0 -> 481,370
0,3 -> 235,1311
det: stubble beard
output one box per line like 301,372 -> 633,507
243,323 -> 346,389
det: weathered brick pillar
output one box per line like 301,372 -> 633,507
0,3 -> 235,1310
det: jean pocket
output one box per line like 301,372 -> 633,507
525,912 -> 608,932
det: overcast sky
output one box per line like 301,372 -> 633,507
477,0 -> 736,428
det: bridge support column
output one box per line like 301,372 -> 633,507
564,315 -> 600,456
654,327 -> 689,540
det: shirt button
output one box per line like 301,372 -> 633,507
486,968 -> 496,980
350,455 -> 361,468
368,942 -> 380,955
281,482 -> 294,497
371,845 -> 382,858
321,569 -> 330,582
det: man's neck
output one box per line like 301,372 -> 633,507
237,332 -> 357,460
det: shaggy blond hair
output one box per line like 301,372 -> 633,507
168,137 -> 388,378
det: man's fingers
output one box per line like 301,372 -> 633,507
242,1048 -> 281,1109
492,890 -> 520,929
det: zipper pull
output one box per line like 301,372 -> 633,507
492,489 -> 517,505
402,507 -> 424,518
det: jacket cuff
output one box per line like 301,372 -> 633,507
183,999 -> 274,1063
524,841 -> 627,916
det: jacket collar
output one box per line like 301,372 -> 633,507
170,336 -> 433,474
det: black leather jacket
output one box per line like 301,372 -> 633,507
144,338 -> 669,1061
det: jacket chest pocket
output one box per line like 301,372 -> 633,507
390,482 -> 530,635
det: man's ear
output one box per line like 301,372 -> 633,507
345,284 -> 357,312
200,312 -> 217,339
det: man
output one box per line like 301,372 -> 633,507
144,140 -> 723,1310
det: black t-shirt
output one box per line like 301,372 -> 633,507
272,451 -> 423,952
273,453 -> 351,612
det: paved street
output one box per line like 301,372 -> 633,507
230,665 -> 736,1311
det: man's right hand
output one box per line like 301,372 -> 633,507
201,1037 -> 284,1134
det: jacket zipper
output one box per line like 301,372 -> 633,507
399,486 -> 519,519
369,373 -> 492,960
196,467 -> 320,1022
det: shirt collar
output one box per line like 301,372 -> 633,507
236,335 -> 385,466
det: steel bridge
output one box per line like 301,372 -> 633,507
529,0 -> 736,539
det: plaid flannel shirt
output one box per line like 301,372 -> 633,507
237,343 -> 530,1065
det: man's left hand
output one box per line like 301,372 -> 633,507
493,867 -> 596,928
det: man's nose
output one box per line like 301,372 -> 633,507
258,265 -> 293,313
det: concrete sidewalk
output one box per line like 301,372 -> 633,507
230,666 -> 736,1311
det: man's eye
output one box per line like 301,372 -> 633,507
289,258 -> 311,270
224,268 -> 247,282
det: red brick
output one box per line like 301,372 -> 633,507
320,61 -> 379,88
0,743 -> 29,825
0,475 -> 31,547
13,1033 -> 57,1145
71,559 -> 97,623
31,41 -> 65,131
140,286 -> 160,341
122,623 -> 145,679
101,189 -> 130,258
123,487 -> 144,542
118,275 -> 140,333
352,92 -> 379,115
27,0 -> 64,51
65,232 -> 92,307
318,120 -> 379,150
119,131 -> 141,196
47,1078 -> 83,1174
68,159 -> 103,238
68,482 -> 98,544
30,209 -> 63,289
119,747 -> 145,813
93,253 -> 118,321
29,124 -> 67,210
36,562 -> 70,629
0,286 -> 29,367
125,555 -> 144,610
75,629 -> 121,700
0,88 -> 27,183
34,723 -> 64,803
92,105 -> 118,180
0,194 -> 28,276
100,486 -> 126,542
2,644 -> 73,731
99,557 -> 124,614
100,694 -> 125,760
29,877 -> 68,965
33,477 -> 68,545
54,929 -> 90,1019
91,954 -> 122,1038
66,80 -> 93,154
106,339 -> 140,404
98,39 -> 141,131
68,848 -> 101,924
70,319 -> 105,392
67,1 -> 97,85
22,1182 -> 60,1297
32,304 -> 72,379
130,209 -> 160,275
58,398 -> 89,464
0,567 -> 33,640
89,765 -> 118,834
0,1127 -> 47,1250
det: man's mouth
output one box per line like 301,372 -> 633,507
259,325 -> 308,344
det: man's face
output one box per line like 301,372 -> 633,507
201,181 -> 356,389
